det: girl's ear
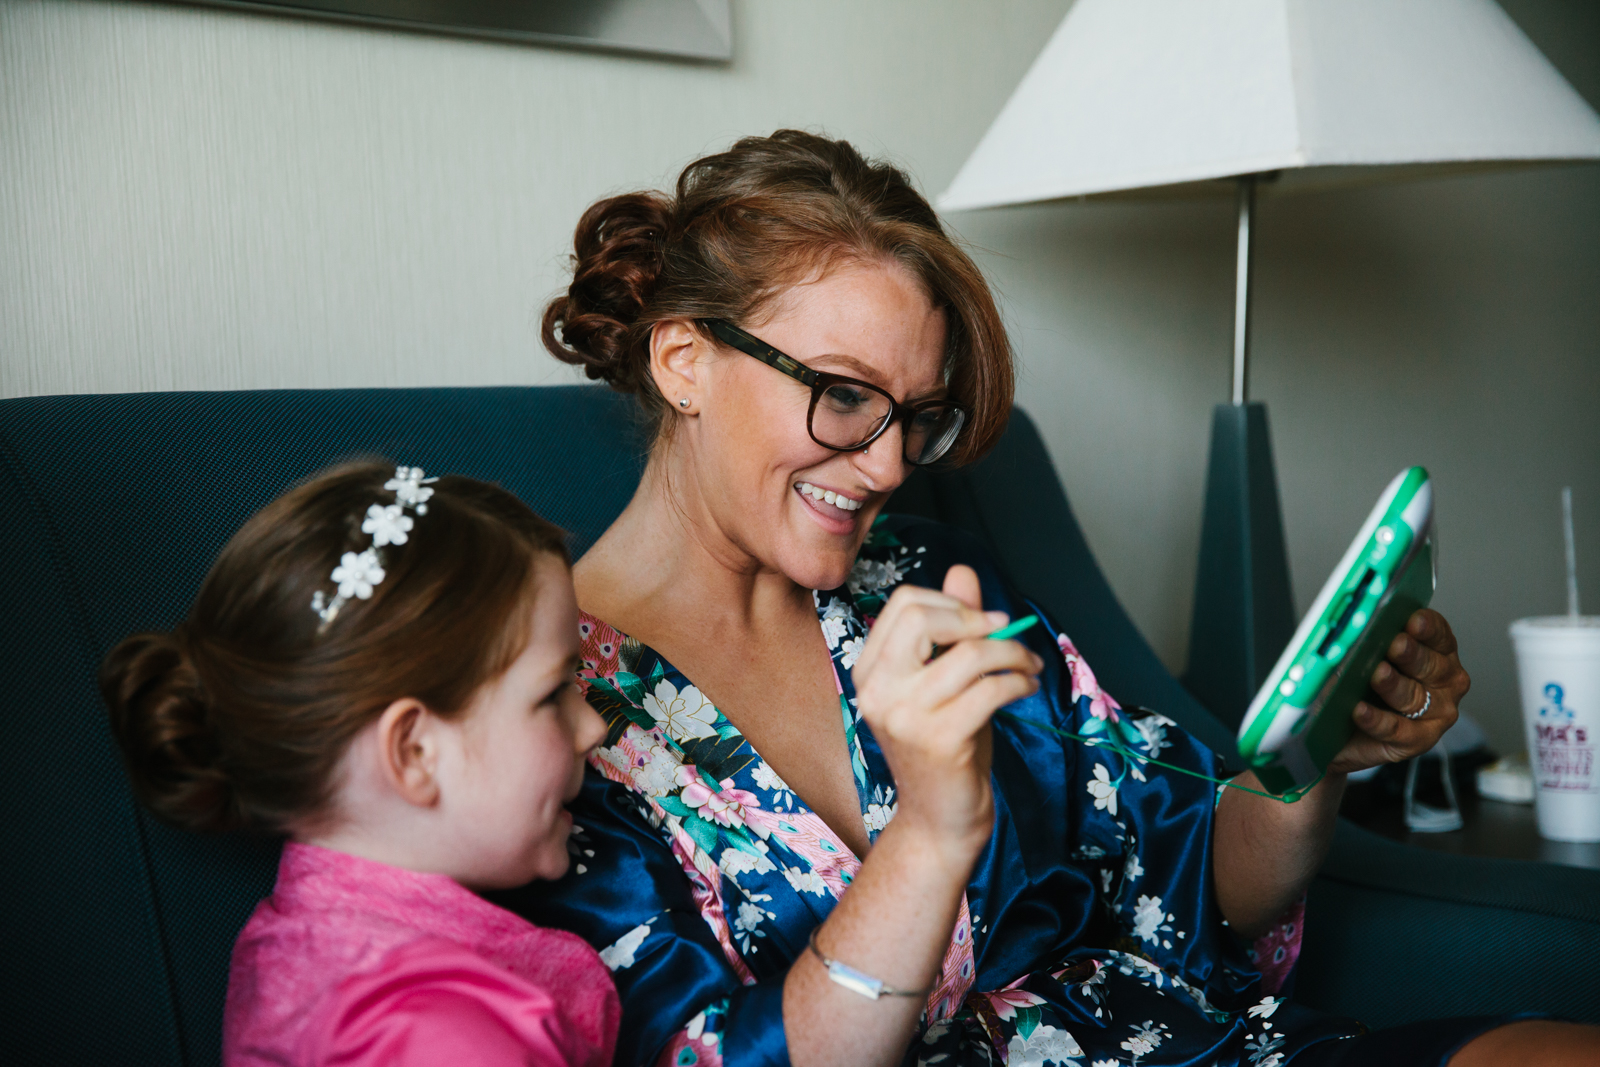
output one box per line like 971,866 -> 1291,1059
649,319 -> 704,414
374,698 -> 442,808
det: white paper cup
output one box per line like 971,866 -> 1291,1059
1509,616 -> 1600,842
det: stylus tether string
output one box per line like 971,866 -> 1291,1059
981,615 -> 1321,803
994,709 -> 1324,804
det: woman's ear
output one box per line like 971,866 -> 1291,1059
650,319 -> 705,414
373,698 -> 442,808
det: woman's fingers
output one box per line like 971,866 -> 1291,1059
858,625 -> 1041,750
1359,607 -> 1471,728
1407,608 -> 1459,656
858,588 -> 1005,677
1384,630 -> 1459,690
1329,715 -> 1412,771
874,668 -> 1038,751
847,598 -> 916,679
1328,693 -> 1459,774
857,567 -> 999,677
1346,607 -> 1471,768
896,637 -> 1043,712
1330,704 -> 1424,770
1356,697 -> 1453,744
1369,661 -> 1425,714
936,670 -> 1041,738
942,564 -> 983,611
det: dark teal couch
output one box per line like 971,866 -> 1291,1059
3,386 -> 1595,1065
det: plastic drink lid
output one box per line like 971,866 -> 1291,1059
1510,616 -> 1600,641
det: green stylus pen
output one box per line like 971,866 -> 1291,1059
987,614 -> 1040,641
929,614 -> 1040,661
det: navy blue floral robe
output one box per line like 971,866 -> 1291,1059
497,516 -> 1364,1066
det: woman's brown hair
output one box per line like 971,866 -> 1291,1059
100,462 -> 568,836
542,129 -> 1014,464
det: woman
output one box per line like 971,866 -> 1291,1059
503,131 -> 1597,1067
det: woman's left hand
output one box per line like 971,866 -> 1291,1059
1326,608 -> 1471,775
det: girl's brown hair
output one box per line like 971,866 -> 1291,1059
542,129 -> 1014,464
100,462 -> 568,836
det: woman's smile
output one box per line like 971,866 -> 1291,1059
794,480 -> 864,512
794,479 -> 866,535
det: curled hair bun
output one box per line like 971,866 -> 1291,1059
101,630 -> 239,834
543,192 -> 674,395
544,130 -> 1015,461
101,463 -> 570,838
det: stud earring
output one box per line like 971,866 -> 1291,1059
678,398 -> 691,409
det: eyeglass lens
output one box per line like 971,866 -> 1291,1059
812,381 -> 966,465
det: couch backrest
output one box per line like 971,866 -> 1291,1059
0,386 -> 1227,1065
892,415 -> 1238,762
0,386 -> 650,1065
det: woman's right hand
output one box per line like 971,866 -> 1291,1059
849,564 -> 1043,862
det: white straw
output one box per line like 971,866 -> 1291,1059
1563,486 -> 1580,617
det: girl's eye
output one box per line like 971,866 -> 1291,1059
536,682 -> 574,711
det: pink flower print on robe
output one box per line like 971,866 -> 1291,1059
676,766 -> 759,829
1248,895 -> 1306,996
972,980 -> 1046,1021
1058,633 -> 1121,723
576,613 -> 626,688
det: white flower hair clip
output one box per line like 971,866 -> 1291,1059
311,465 -> 439,630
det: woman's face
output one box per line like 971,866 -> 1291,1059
667,258 -> 948,592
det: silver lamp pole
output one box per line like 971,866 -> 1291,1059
1232,175 -> 1256,406
1181,172 -> 1295,732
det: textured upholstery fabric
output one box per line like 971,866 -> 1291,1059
1300,820 -> 1600,1026
1,387 -> 1593,1066
1,448 -> 186,1063
0,386 -> 647,1066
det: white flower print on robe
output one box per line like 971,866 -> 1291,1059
643,678 -> 720,741
522,515 -> 1340,1067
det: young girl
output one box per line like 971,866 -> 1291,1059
100,462 -> 618,1067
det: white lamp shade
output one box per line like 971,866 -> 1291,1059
941,0 -> 1600,210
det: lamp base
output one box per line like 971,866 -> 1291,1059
1183,402 -> 1296,733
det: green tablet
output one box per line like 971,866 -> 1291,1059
1237,467 -> 1435,795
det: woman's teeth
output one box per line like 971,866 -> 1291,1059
795,481 -> 863,511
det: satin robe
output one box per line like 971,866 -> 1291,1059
497,516 -> 1362,1067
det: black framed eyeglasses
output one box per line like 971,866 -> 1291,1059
700,318 -> 968,467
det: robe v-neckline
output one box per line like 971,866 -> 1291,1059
572,585 -> 883,870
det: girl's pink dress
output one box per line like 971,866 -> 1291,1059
223,842 -> 619,1067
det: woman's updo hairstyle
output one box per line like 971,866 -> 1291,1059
100,462 -> 567,836
543,129 -> 1014,464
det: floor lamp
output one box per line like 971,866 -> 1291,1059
939,0 -> 1600,729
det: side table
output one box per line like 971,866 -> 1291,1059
1349,787 -> 1600,870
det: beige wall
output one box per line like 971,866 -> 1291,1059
4,0 -> 1597,755
0,0 -> 1070,394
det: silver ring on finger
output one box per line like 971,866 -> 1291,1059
1404,691 -> 1431,720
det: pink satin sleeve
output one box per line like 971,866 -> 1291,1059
300,937 -> 611,1067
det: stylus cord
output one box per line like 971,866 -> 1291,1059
994,709 -> 1325,804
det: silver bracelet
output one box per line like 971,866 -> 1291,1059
807,928 -> 930,1000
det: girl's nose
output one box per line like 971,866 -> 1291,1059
570,691 -> 607,753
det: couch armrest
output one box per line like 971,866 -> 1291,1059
1295,818 -> 1600,1026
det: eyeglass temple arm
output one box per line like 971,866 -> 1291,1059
702,319 -> 819,388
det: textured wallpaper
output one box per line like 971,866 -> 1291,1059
0,0 -> 1069,398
